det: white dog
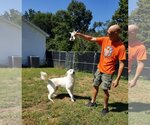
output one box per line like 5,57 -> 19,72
40,69 -> 75,103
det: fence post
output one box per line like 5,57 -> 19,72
65,51 -> 68,69
92,52 -> 96,74
73,51 -> 75,69
59,51 -> 61,67
66,51 -> 70,69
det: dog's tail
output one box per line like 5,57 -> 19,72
40,71 -> 48,81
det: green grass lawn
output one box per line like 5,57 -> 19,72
0,68 -> 22,125
22,68 -> 128,125
128,78 -> 150,125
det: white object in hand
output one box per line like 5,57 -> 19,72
69,30 -> 77,41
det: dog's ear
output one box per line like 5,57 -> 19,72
40,71 -> 47,75
40,71 -> 48,80
66,70 -> 69,74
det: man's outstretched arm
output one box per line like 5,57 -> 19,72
76,32 -> 97,42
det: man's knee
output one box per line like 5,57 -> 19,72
103,90 -> 109,97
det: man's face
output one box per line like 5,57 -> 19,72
107,28 -> 119,40
128,25 -> 138,41
128,29 -> 136,39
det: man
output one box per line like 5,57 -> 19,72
128,24 -> 147,87
75,24 -> 126,115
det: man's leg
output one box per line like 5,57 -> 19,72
103,90 -> 109,109
101,73 -> 112,115
86,85 -> 99,107
91,86 -> 99,103
91,69 -> 101,103
86,69 -> 101,107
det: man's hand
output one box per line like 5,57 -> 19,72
112,60 -> 125,89
128,60 -> 145,88
129,79 -> 137,88
112,79 -> 119,88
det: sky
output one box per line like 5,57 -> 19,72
0,0 -> 138,24
0,0 -> 21,14
22,0 -> 120,25
128,0 -> 138,15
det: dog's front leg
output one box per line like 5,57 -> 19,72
70,87 -> 76,101
48,94 -> 54,103
66,88 -> 75,102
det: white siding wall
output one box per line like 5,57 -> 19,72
0,19 -> 21,66
22,21 -> 46,65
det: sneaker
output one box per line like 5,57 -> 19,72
86,102 -> 97,107
101,108 -> 109,116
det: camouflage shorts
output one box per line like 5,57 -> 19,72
93,69 -> 113,90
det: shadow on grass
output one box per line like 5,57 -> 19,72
129,102 -> 150,112
55,93 -> 91,101
109,102 -> 128,112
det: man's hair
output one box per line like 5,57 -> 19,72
108,24 -> 121,33
129,24 -> 139,33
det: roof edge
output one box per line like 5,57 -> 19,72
23,18 -> 49,37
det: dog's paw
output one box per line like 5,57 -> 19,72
71,98 -> 76,102
48,96 -> 55,103
50,100 -> 54,103
52,94 -> 57,98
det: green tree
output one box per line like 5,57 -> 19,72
23,1 -> 108,51
31,12 -> 54,36
2,9 -> 21,25
49,0 -> 94,51
110,0 -> 128,44
51,10 -> 73,51
67,0 -> 93,32
23,9 -> 37,21
129,0 -> 150,44
67,0 -> 95,51
23,9 -> 55,37
90,20 -> 110,36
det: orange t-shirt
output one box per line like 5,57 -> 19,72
96,37 -> 126,75
128,41 -> 147,73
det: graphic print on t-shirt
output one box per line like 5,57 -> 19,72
104,46 -> 113,57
